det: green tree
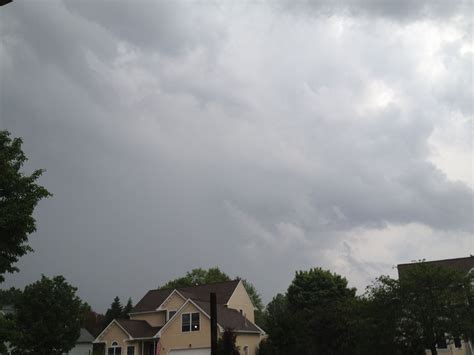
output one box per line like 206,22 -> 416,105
12,275 -> 84,354
353,276 -> 405,355
397,262 -> 473,355
288,268 -> 357,354
122,297 -> 133,319
217,328 -> 240,355
0,130 -> 51,282
259,293 -> 293,355
160,267 -> 231,289
104,296 -> 123,326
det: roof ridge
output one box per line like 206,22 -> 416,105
397,255 -> 474,266
153,279 -> 240,292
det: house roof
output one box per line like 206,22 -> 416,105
116,319 -> 161,339
77,328 -> 95,343
193,300 -> 261,333
397,256 -> 474,278
132,280 -> 240,313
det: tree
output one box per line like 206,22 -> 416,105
0,130 -> 51,282
262,268 -> 357,355
122,297 -> 133,319
259,293 -> 293,355
397,262 -> 473,355
353,276 -> 405,355
12,275 -> 84,354
217,328 -> 240,355
160,267 -> 231,289
104,296 -> 123,326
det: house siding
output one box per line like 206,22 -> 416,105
97,322 -> 129,348
162,293 -> 187,314
234,333 -> 262,355
226,281 -> 255,323
159,302 -> 212,354
130,311 -> 166,327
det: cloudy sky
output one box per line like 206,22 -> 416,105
1,0 -> 472,312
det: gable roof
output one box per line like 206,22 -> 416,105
397,256 -> 474,278
132,280 -> 240,313
77,328 -> 95,343
193,300 -> 261,333
116,319 -> 161,339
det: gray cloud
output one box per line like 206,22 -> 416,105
279,0 -> 471,22
1,0 -> 472,310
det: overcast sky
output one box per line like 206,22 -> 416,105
1,0 -> 472,312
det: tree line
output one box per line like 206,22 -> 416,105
258,265 -> 473,355
0,130 -> 473,354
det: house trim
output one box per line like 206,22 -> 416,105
156,298 -> 224,337
157,289 -> 187,311
93,319 -> 132,343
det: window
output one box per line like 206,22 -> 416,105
127,346 -> 135,355
243,345 -> 249,355
436,336 -> 447,349
454,337 -> 462,348
182,312 -> 200,332
182,313 -> 190,332
168,310 -> 177,321
191,312 -> 200,331
108,342 -> 121,355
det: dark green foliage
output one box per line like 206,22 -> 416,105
217,328 -> 240,355
123,297 -> 133,319
11,275 -> 84,354
0,130 -> 51,282
261,268 -> 358,355
397,262 -> 473,354
104,296 -> 123,326
160,267 -> 231,289
286,268 -> 357,354
0,287 -> 22,307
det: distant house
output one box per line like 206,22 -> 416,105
397,256 -> 474,355
64,328 -> 94,355
94,279 -> 265,355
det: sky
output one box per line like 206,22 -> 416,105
0,0 -> 472,313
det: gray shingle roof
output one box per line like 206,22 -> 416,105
193,300 -> 261,333
131,280 -> 240,313
116,319 -> 161,339
77,328 -> 95,343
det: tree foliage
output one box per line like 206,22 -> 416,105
160,267 -> 231,289
261,264 -> 473,355
104,296 -> 124,326
0,130 -> 51,282
123,297 -> 133,319
397,262 -> 473,355
217,328 -> 240,355
11,275 -> 85,354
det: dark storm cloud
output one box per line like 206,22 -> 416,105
1,0 -> 472,309
280,0 -> 471,22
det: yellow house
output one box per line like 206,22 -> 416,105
94,280 -> 265,355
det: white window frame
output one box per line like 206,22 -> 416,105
108,341 -> 122,355
181,312 -> 200,332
